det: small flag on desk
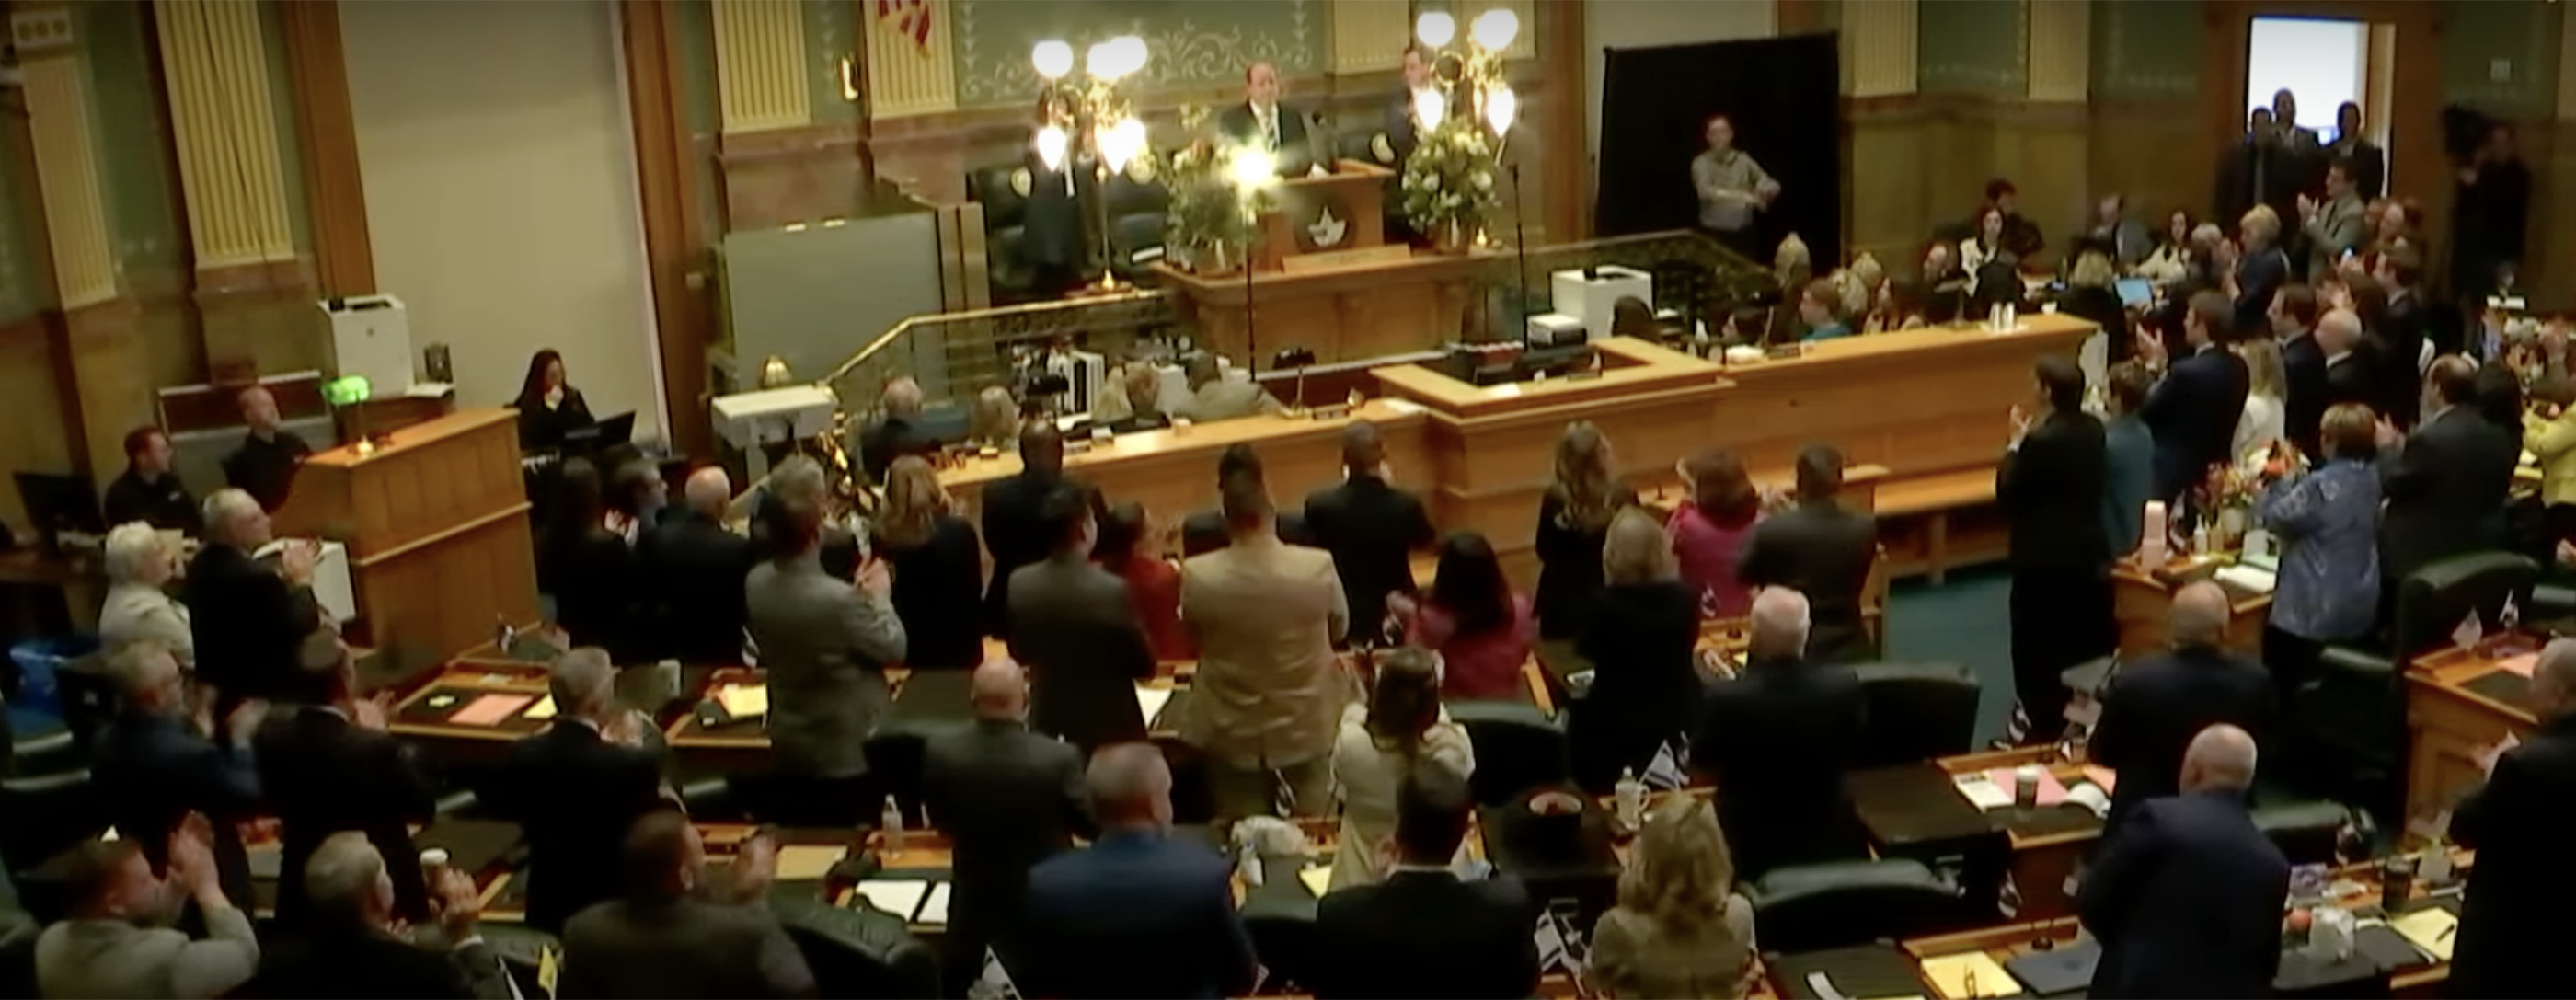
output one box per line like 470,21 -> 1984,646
967,948 -> 1021,1000
1535,906 -> 1590,982
2453,610 -> 2484,651
1997,872 -> 2023,919
1643,739 -> 1688,790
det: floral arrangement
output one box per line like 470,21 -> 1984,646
1398,115 -> 1501,243
1162,105 -> 1262,272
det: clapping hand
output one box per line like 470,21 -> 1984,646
2478,733 -> 2520,776
2133,328 -> 2170,369
281,540 -> 318,586
429,865 -> 482,944
855,557 -> 893,601
733,830 -> 780,902
2374,416 -> 2403,450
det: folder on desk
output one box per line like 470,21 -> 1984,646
523,695 -> 558,720
852,879 -> 930,921
2388,908 -> 2458,961
2004,937 -> 2099,996
715,684 -> 770,719
916,882 -> 951,926
1919,952 -> 2019,999
452,693 -> 535,727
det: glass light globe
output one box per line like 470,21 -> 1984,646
1031,40 -> 1074,80
1034,124 -> 1069,172
1413,87 -> 1447,131
1415,11 -> 1455,49
1471,8 -> 1520,51
1098,117 -> 1147,174
1109,35 -> 1148,78
1228,146 -> 1276,189
1484,85 -> 1517,134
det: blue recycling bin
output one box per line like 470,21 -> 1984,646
8,635 -> 98,716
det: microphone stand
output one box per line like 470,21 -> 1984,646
1511,160 -> 1531,333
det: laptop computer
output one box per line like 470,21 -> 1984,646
562,410 -> 637,451
2114,277 -> 2154,309
13,472 -> 105,548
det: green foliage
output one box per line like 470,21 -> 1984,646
1399,116 -> 1501,234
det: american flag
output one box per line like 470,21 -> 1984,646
875,0 -> 932,49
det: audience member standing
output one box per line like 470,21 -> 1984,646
2450,638 -> 2576,999
1570,509 -> 1704,792
36,833 -> 259,1000
2099,362 -> 2157,558
256,633 -> 437,928
485,649 -> 666,934
2327,101 -> 2385,200
1307,762 -> 1538,1000
874,456 -> 985,670
745,472 -> 905,826
2276,285 -> 2330,457
102,427 -> 202,534
1007,483 -> 1158,753
2298,159 -> 2369,281
2379,355 -> 2519,595
559,810 -> 815,999
2232,336 -> 2289,458
2078,726 -> 2287,999
2256,404 -> 2382,708
1394,532 -> 1535,700
2451,123 -> 2530,316
1739,444 -> 1879,662
221,385 -> 310,512
1534,422 -> 1635,649
99,523 -> 194,670
1095,501 -> 1192,660
922,658 -> 1089,991
637,466 -> 753,664
2213,109 -> 2273,236
535,459 -> 638,655
2088,583 -> 2276,833
1019,744 -> 1258,1000
1667,449 -> 1761,619
2229,207 -> 2293,335
188,489 -> 324,710
1302,420 -> 1436,647
1997,356 -> 2111,742
2317,307 -> 2380,416
252,833 -> 512,998
858,376 -> 933,485
1328,649 -> 1473,889
2137,292 -> 2252,503
1179,474 -> 1349,819
1692,589 -> 1867,878
981,424 -> 1074,635
93,644 -> 261,912
2374,247 -> 2430,419
1181,444 -> 1311,556
1588,798 -> 1761,1000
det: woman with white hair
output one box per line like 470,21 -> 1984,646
99,522 -> 194,671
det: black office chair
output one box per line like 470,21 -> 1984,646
970,165 -> 1036,300
475,923 -> 563,1000
0,770 -> 101,879
2252,799 -> 2355,867
1845,662 -> 1981,767
865,670 -> 974,828
775,895 -> 942,999
1744,857 -> 1975,954
1444,700 -> 1569,807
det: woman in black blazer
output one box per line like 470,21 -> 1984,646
536,458 -> 636,654
2059,249 -> 2134,366
1569,508 -> 1705,793
514,349 -> 594,451
873,456 -> 985,669
1533,422 -> 1636,643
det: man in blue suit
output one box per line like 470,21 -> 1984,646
92,641 -> 262,906
2078,724 -> 2288,999
2087,583 -> 2276,834
1018,744 -> 1258,999
2137,290 -> 2253,502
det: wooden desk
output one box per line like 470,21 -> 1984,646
0,547 -> 108,636
2404,639 -> 2543,833
1852,745 -> 2107,923
1155,250 -> 1485,366
2110,552 -> 2271,659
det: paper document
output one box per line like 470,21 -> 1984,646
1982,768 -> 2069,807
451,694 -> 535,727
715,684 -> 771,718
1951,773 -> 2014,810
523,696 -> 558,720
1919,952 -> 2019,999
916,882 -> 951,925
2213,564 -> 2277,594
2389,908 -> 2458,961
853,879 -> 930,920
1134,685 -> 1176,728
2080,765 -> 2119,795
2496,652 -> 2539,677
776,845 -> 846,881
1297,866 -> 1332,898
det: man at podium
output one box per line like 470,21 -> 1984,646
1219,61 -> 1317,178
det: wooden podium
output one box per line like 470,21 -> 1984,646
273,408 -> 539,677
1253,158 -> 1395,270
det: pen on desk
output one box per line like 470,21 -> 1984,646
2436,925 -> 2455,942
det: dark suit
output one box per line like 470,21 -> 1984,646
1306,870 -> 1541,1000
185,542 -> 323,707
1692,655 -> 1867,877
102,467 -> 202,534
223,431 -> 310,512
2379,406 -> 2519,585
1301,474 -> 1435,646
255,705 -> 437,926
1738,499 -> 1879,663
517,388 -> 595,452
2088,646 -> 2276,833
637,506 -> 753,664
560,895 -> 816,999
881,516 -> 985,670
979,470 -> 1072,637
1018,831 -> 1258,1000
2379,291 -> 2429,423
2233,246 -> 2292,335
1216,101 -> 1312,178
253,928 -> 512,999
2323,351 -> 2378,418
2078,790 -> 2289,999
921,718 -> 1087,986
1532,488 -> 1636,641
1997,409 -> 2112,740
2282,331 -> 2330,459
485,722 -> 666,933
857,416 -> 933,485
2329,138 -> 2386,201
91,713 -> 259,905
2140,344 -> 2252,501
1570,581 -> 1701,792
1006,555 -> 1157,752
538,525 -> 638,657
2451,713 -> 2576,998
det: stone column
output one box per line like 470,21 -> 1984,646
713,0 -> 812,133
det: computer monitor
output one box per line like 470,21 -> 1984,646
2114,277 -> 2154,309
13,472 -> 105,549
562,411 -> 636,452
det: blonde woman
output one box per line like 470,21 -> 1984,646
99,522 -> 193,671
1328,647 -> 1473,889
2230,205 -> 2292,331
2233,336 -> 2289,459
872,456 -> 983,668
1588,797 -> 1759,999
1535,422 -> 1636,643
1569,508 -> 1700,791
967,386 -> 1019,451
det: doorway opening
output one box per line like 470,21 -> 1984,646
2244,16 -> 2397,182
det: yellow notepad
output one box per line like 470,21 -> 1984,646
1297,866 -> 1332,898
2389,908 -> 2458,961
523,696 -> 558,720
537,946 -> 559,996
775,845 -> 846,881
716,684 -> 770,718
1919,952 -> 2018,999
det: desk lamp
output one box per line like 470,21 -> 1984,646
322,374 -> 378,455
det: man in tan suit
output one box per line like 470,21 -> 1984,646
1178,468 -> 1351,819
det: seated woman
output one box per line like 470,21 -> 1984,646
874,456 -> 984,670
2135,210 -> 2195,285
99,522 -> 194,671
1587,798 -> 1760,999
1796,279 -> 1851,342
1570,509 -> 1702,792
1395,532 -> 1536,700
1094,500 -> 1190,661
1328,648 -> 1473,890
2256,403 -> 2383,709
512,349 -> 594,452
967,385 -> 1020,453
1667,449 -> 1761,619
1105,364 -> 1171,433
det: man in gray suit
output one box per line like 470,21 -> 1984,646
746,479 -> 906,826
36,829 -> 259,1000
560,808 -> 816,999
1172,353 -> 1287,423
922,656 -> 1089,993
1006,482 -> 1159,752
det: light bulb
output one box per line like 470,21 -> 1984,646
1087,40 -> 1121,81
1099,117 -> 1145,174
1413,87 -> 1447,131
1031,40 -> 1074,80
1414,11 -> 1455,49
1035,124 -> 1068,172
1110,35 -> 1147,78
1228,146 -> 1276,189
1484,85 -> 1517,134
1471,7 -> 1520,51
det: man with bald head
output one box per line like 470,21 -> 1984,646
2315,306 -> 2378,419
1021,743 -> 1257,999
222,385 -> 311,511
2088,581 -> 2275,833
2451,638 -> 2576,997
2080,724 -> 2286,999
2379,353 -> 2519,593
1302,420 -> 1436,645
922,657 -> 1087,990
982,421 -> 1081,634
486,648 -> 665,932
638,465 -> 753,663
1691,587 -> 1868,877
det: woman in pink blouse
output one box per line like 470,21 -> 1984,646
1395,532 -> 1536,699
1668,449 -> 1761,618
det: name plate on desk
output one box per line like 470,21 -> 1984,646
1281,245 -> 1412,274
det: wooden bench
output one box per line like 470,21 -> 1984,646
1874,466 -> 2005,584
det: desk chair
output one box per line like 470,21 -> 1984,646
0,769 -> 98,885
1742,857 -> 1972,954
2251,799 -> 2356,867
1443,699 -> 1568,807
1845,662 -> 1980,767
774,895 -> 941,999
474,923 -> 562,1000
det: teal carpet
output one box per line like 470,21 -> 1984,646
1882,565 -> 2017,747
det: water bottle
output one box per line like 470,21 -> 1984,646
880,795 -> 905,848
1614,768 -> 1645,830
